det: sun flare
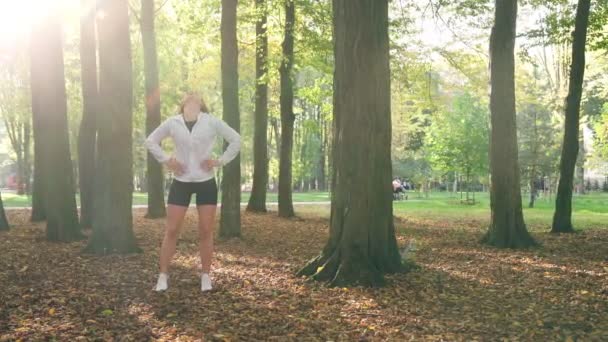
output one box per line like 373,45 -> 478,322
0,0 -> 79,50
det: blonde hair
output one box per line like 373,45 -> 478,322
179,92 -> 209,114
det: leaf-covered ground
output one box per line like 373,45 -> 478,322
1,207 -> 607,341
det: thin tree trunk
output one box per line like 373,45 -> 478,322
30,12 -> 82,242
319,115 -> 328,191
247,0 -> 269,212
23,121 -> 31,195
78,0 -> 98,228
219,0 -> 241,238
83,0 -> 140,254
271,117 -> 281,157
552,0 -> 591,233
3,117 -> 26,195
529,178 -> 536,208
278,0 -> 296,218
0,191 -> 8,231
141,0 -> 166,219
297,0 -> 406,287
576,127 -> 585,194
482,0 -> 536,248
529,108 -> 538,208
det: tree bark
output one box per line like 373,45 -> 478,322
576,127 -> 585,194
0,191 -> 9,231
318,115 -> 327,191
297,0 -> 406,287
552,0 -> 591,233
30,12 -> 82,242
219,0 -> 241,238
482,0 -> 536,248
30,147 -> 46,221
30,77 -> 46,222
83,0 -> 140,254
278,0 -> 296,218
23,121 -> 31,195
141,0 -> 166,219
528,108 -> 538,209
78,0 -> 99,228
247,0 -> 269,213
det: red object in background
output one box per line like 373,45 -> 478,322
6,174 -> 17,190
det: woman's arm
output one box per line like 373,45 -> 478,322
144,119 -> 172,164
214,116 -> 241,166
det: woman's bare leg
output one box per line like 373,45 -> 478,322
159,204 -> 189,274
197,204 -> 217,274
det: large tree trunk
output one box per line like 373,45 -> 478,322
30,88 -> 46,222
30,147 -> 46,221
141,0 -> 166,219
247,0 -> 269,213
30,12 -> 82,242
219,0 -> 241,238
482,0 -> 536,248
552,0 -> 591,233
297,0 -> 406,287
278,0 -> 296,218
0,191 -> 9,231
78,0 -> 99,229
83,0 -> 140,254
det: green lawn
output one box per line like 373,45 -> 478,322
391,191 -> 608,230
0,190 -> 331,207
292,191 -> 608,231
3,190 -> 606,230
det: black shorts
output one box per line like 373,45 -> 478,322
167,178 -> 218,207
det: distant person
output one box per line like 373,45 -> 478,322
393,178 -> 406,200
145,92 -> 241,292
392,178 -> 402,192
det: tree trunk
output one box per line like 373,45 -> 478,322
16,143 -> 25,195
3,116 -> 27,195
318,117 -> 327,191
23,121 -> 31,195
482,0 -> 536,248
219,0 -> 241,238
271,117 -> 281,157
30,80 -> 46,222
576,127 -> 585,194
0,191 -> 9,231
278,0 -> 296,218
141,0 -> 166,219
30,12 -> 82,242
247,0 -> 269,213
297,0 -> 406,287
83,0 -> 140,254
552,0 -> 591,233
529,108 -> 538,208
30,144 -> 46,222
78,0 -> 99,228
529,177 -> 536,208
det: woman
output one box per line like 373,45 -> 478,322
145,92 -> 241,292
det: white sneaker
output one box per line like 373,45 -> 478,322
154,273 -> 168,292
201,273 -> 213,292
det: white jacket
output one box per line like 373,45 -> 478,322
144,112 -> 241,182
